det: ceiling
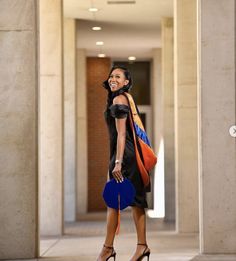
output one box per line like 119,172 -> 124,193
64,0 -> 173,59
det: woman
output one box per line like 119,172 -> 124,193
97,66 -> 151,261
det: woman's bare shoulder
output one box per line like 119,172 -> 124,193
113,94 -> 128,105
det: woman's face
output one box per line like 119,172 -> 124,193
108,68 -> 129,92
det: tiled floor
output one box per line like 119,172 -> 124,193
40,211 -> 194,260
40,232 -> 199,261
39,211 -> 236,261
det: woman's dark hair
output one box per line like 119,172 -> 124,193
103,65 -> 132,91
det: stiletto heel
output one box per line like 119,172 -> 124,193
136,243 -> 151,261
103,244 -> 116,261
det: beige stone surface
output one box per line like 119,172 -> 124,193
192,255 -> 236,261
40,232 -> 198,260
0,0 -> 35,29
162,17 -> 175,222
198,0 -> 236,254
38,213 -> 236,260
151,48 -> 164,214
40,214 -> 198,260
0,0 -> 38,259
152,49 -> 163,155
63,18 -> 76,222
39,0 -> 63,236
76,49 -> 88,215
174,0 -> 199,233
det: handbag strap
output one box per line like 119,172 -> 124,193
122,93 -> 150,187
123,93 -> 145,131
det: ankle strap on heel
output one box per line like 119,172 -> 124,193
137,243 -> 147,246
103,244 -> 114,249
137,243 -> 150,256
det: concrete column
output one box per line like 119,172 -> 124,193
39,0 -> 63,235
0,0 -> 39,259
63,18 -> 76,222
148,48 -> 165,217
76,49 -> 88,215
198,0 -> 236,254
162,18 -> 175,222
174,0 -> 199,233
152,49 -> 163,160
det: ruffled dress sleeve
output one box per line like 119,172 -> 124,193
109,104 -> 129,119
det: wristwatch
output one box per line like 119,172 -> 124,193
115,159 -> 122,164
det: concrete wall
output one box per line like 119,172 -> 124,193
162,18 -> 175,222
151,48 -> 165,217
0,0 -> 39,258
39,0 -> 64,236
76,48 -> 88,215
64,18 -> 76,222
198,0 -> 236,254
174,0 -> 199,233
152,49 -> 163,160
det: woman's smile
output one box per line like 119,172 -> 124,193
110,83 -> 118,88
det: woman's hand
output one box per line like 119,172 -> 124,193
112,163 -> 124,183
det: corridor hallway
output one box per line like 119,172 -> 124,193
40,211 -> 199,261
1,1 -> 236,260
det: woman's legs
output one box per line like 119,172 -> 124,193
132,206 -> 147,243
104,207 -> 119,245
97,207 -> 118,261
130,206 -> 150,260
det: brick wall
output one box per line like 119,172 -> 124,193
87,57 -> 111,211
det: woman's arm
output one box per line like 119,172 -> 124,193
112,117 -> 126,183
112,95 -> 129,183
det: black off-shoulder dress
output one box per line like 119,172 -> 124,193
104,92 -> 148,209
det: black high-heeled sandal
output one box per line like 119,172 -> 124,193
136,243 -> 150,261
103,244 -> 116,261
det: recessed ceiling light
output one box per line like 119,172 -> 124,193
107,0 -> 136,4
92,26 -> 102,31
128,56 -> 136,61
98,53 -> 106,58
88,7 -> 98,12
96,41 -> 104,46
